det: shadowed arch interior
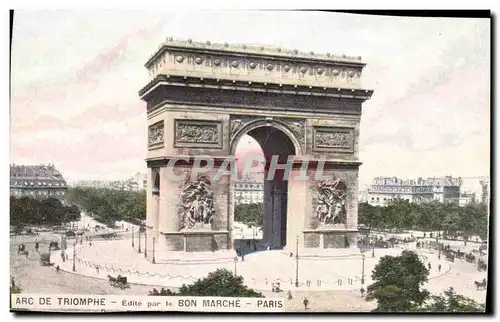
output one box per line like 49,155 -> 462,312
242,125 -> 296,249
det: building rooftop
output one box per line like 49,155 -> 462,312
10,164 -> 68,187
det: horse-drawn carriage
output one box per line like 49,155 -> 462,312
49,241 -> 60,251
17,244 -> 27,255
477,259 -> 487,272
474,278 -> 487,290
107,275 -> 129,289
455,250 -> 465,259
444,251 -> 455,262
465,253 -> 476,263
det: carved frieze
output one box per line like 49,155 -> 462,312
230,115 -> 256,140
313,126 -> 354,153
278,118 -> 306,151
180,176 -> 215,230
314,179 -> 348,227
148,121 -> 164,149
174,120 -> 223,149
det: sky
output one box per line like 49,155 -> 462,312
10,11 -> 490,186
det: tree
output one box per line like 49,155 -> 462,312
165,269 -> 263,297
417,287 -> 485,312
234,203 -> 263,228
366,250 -> 430,312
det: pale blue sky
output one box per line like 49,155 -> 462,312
10,11 -> 490,185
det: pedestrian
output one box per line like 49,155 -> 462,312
25,250 -> 29,259
303,297 -> 309,310
56,265 -> 60,273
438,264 -> 442,272
428,263 -> 431,270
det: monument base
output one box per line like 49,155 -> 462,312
149,225 -> 231,253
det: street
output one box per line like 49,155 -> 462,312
10,234 -> 166,296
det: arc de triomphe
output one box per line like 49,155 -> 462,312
139,38 -> 373,260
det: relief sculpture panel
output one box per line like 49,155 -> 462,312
278,118 -> 305,152
230,115 -> 256,141
179,176 -> 215,230
314,179 -> 348,227
313,126 -> 354,153
148,121 -> 164,149
174,120 -> 223,148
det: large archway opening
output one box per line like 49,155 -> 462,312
233,124 -> 298,253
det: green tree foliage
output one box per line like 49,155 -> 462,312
10,196 -> 81,228
153,269 -> 263,297
234,203 -> 263,228
67,187 -> 146,225
366,250 -> 430,312
417,287 -> 485,312
358,201 -> 489,239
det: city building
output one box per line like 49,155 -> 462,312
459,192 -> 476,207
10,164 -> 68,200
460,176 -> 489,203
71,173 -> 148,191
131,172 -> 148,191
480,180 -> 489,204
234,174 -> 264,205
426,176 -> 462,204
367,176 -> 462,206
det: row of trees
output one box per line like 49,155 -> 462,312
67,187 -> 146,226
234,203 -> 263,228
366,250 -> 485,312
10,196 -> 80,228
359,200 -> 489,239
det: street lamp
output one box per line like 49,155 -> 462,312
132,227 -> 135,248
152,237 -> 156,264
138,227 -> 142,253
295,235 -> 299,287
361,254 -> 366,285
72,242 -> 76,272
144,228 -> 147,258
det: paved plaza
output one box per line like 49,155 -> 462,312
48,230 -> 487,303
11,214 -> 488,310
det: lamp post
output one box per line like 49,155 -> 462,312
234,256 -> 238,276
132,227 -> 135,248
152,237 -> 156,264
72,242 -> 76,272
361,254 -> 366,285
144,228 -> 147,258
138,227 -> 142,253
295,235 -> 299,287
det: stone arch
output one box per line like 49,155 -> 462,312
230,119 -> 304,156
